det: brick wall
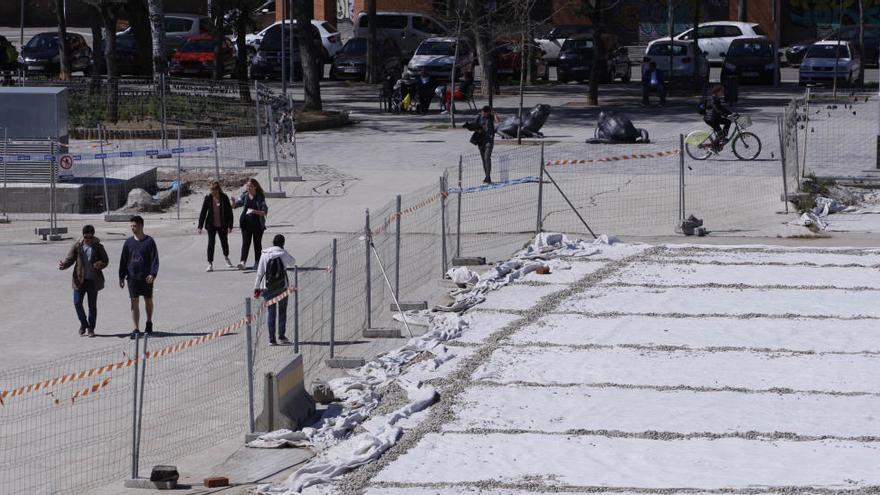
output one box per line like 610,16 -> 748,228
729,0 -> 781,42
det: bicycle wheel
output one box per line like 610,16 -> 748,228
732,131 -> 762,160
684,130 -> 713,161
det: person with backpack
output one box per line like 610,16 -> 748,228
703,85 -> 733,150
253,234 -> 296,346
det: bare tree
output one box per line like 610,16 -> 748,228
585,0 -> 604,106
55,0 -> 71,80
146,0 -> 167,81
365,0 -> 379,83
294,0 -> 324,111
124,0 -> 152,76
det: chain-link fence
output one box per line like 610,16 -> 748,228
800,90 -> 878,179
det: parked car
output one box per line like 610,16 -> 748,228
557,34 -> 630,83
494,37 -> 548,80
169,35 -> 236,77
0,35 -> 18,71
649,21 -> 767,65
799,40 -> 863,86
355,11 -> 448,57
641,40 -> 709,84
721,37 -> 777,84
534,24 -> 593,66
245,20 -> 342,61
405,37 -> 474,80
120,14 -> 210,58
786,26 -> 880,67
330,37 -> 404,80
250,24 -> 303,80
18,32 -> 92,75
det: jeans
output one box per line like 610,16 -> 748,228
73,279 -> 98,330
264,289 -> 288,342
206,227 -> 229,263
478,141 -> 494,181
642,82 -> 666,105
240,228 -> 264,267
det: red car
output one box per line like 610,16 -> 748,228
169,35 -> 235,77
494,37 -> 548,80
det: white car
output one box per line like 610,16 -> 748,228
405,37 -> 475,80
244,20 -> 342,60
534,24 -> 592,66
799,40 -> 863,85
648,21 -> 767,65
641,40 -> 709,82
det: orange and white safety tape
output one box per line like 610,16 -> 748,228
546,149 -> 678,166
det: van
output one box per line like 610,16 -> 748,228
354,11 -> 448,57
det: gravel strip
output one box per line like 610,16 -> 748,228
437,428 -> 880,443
473,380 -> 880,397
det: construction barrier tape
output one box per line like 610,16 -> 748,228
545,149 -> 678,166
373,191 -> 444,236
0,145 -> 214,163
1,286 -> 310,405
448,176 -> 542,194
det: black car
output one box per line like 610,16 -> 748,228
19,32 -> 92,75
786,26 -> 880,67
557,34 -> 629,83
99,34 -> 145,76
250,23 -> 313,80
721,37 -> 777,84
330,37 -> 404,81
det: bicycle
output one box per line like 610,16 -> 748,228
684,113 -> 762,161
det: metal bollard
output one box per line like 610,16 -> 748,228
293,266 -> 300,354
394,195 -> 401,301
329,239 -> 337,358
244,298 -> 255,433
364,209 -> 371,330
456,156 -> 462,258
129,333 -> 140,479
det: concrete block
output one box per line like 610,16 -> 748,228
203,477 -> 229,488
244,160 -> 268,167
326,357 -> 366,369
123,479 -> 176,490
390,301 -> 428,311
104,214 -> 132,222
34,227 -> 68,236
0,215 -> 9,224
452,257 -> 486,266
244,431 -> 267,443
363,327 -> 402,339
263,191 -> 287,198
312,379 -> 336,404
274,176 -> 304,182
255,354 -> 315,434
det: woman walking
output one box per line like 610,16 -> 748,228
231,178 -> 268,270
197,181 -> 234,272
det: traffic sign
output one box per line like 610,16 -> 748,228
58,154 -> 75,178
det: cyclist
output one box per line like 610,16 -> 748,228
703,85 -> 732,150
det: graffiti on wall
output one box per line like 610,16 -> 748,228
337,0 -> 354,20
790,0 -> 880,27
631,0 -> 728,44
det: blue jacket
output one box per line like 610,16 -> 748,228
119,235 -> 159,282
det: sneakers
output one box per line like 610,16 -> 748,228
87,329 -> 96,338
205,263 -> 213,272
237,262 -> 245,270
225,257 -> 234,269
269,340 -> 278,346
129,330 -> 141,340
279,337 -> 290,344
79,325 -> 87,336
145,321 -> 153,334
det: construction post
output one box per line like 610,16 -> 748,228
679,134 -> 685,221
330,239 -> 337,358
98,124 -> 110,214
293,265 -> 300,353
212,129 -> 221,181
440,175 -> 448,277
364,208 -> 371,330
159,72 -> 167,148
536,143 -> 545,234
134,334 -> 148,477
255,81 -> 264,161
129,334 -> 140,479
244,298 -> 255,433
456,156 -> 462,258
176,127 -> 182,220
394,195 -> 401,301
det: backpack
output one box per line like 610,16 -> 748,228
697,98 -> 708,116
265,257 -> 287,292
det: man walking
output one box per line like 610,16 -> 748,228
642,61 -> 666,106
119,215 -> 159,339
58,225 -> 109,337
476,105 -> 499,184
253,234 -> 295,346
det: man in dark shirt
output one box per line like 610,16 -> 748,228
475,105 -> 499,183
119,215 -> 159,339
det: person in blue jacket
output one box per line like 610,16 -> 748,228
119,215 -> 159,339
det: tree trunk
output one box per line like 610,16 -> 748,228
365,0 -> 378,83
859,0 -> 865,87
126,0 -> 152,77
88,6 -> 105,92
295,0 -> 323,111
587,1 -> 603,106
147,0 -> 167,82
235,10 -> 251,101
212,14 -> 224,80
100,4 -> 119,122
737,0 -> 747,22
467,0 -> 494,104
693,0 -> 701,90
55,0 -> 71,80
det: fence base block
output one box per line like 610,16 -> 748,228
452,257 -> 486,266
274,176 -> 304,182
263,191 -> 287,199
0,215 -> 8,224
245,432 -> 268,443
123,479 -> 177,490
105,214 -> 133,222
390,301 -> 428,311
363,327 -> 402,339
326,357 -> 366,369
244,160 -> 268,167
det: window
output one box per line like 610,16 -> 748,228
647,42 -> 687,56
341,37 -> 367,55
806,44 -> 850,59
180,39 -> 213,52
719,25 -> 743,37
561,38 -> 594,52
728,41 -> 772,57
360,14 -> 407,29
165,18 -> 194,33
752,25 -> 767,36
415,41 -> 456,56
26,34 -> 58,50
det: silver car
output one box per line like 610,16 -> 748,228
642,40 -> 709,83
799,40 -> 863,85
405,37 -> 474,81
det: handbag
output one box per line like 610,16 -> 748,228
469,130 -> 484,146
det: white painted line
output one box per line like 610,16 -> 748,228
659,248 -> 880,266
606,263 -> 880,289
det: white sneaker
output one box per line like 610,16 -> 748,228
236,262 -> 245,270
225,257 -> 234,268
205,263 -> 213,272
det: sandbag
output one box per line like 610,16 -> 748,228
588,111 -> 650,144
497,104 -> 552,139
